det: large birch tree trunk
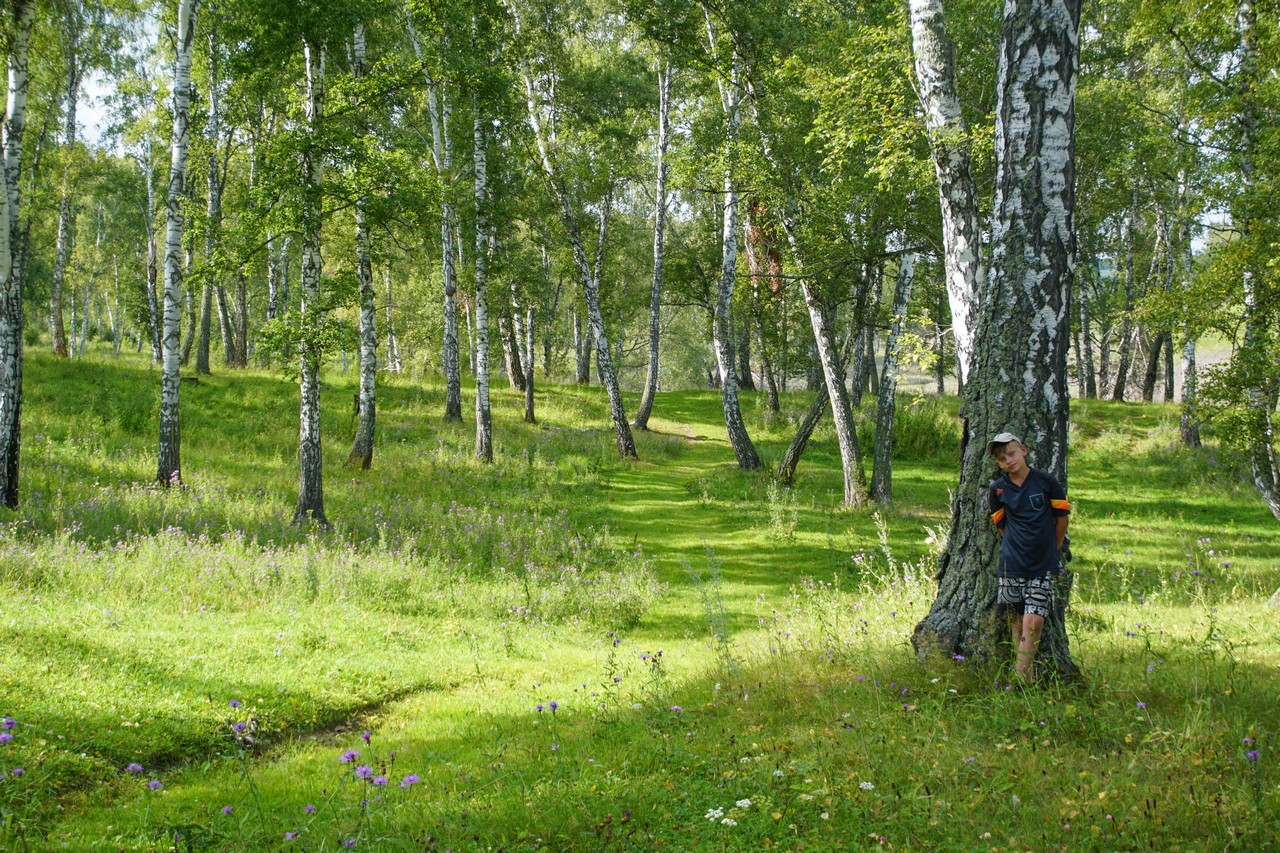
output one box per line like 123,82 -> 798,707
347,24 -> 377,470
909,0 -> 981,382
0,0 -> 27,505
871,253 -> 917,504
292,40 -> 327,525
913,0 -> 1081,681
633,60 -> 670,432
157,0 -> 197,487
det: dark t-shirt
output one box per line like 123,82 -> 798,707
989,468 -> 1069,578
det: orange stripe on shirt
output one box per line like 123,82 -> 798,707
1051,499 -> 1070,511
991,508 -> 1006,525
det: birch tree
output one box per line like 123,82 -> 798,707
705,12 -> 759,470
347,22 -> 378,469
156,0 -> 198,487
871,252 -> 917,504
0,0 -> 28,506
405,5 -> 463,421
293,37 -> 327,524
913,0 -> 1082,680
909,0 -> 982,382
632,58 -> 670,431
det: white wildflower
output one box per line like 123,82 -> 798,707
860,781 -> 875,791
721,818 -> 737,827
735,799 -> 752,809
705,808 -> 724,821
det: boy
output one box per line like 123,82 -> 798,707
986,432 -> 1069,684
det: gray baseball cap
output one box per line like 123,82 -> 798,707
986,431 -> 1024,456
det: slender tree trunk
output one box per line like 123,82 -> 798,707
50,9 -> 85,360
216,285 -> 234,364
112,256 -> 123,356
634,60 -> 670,431
1111,182 -> 1138,400
157,0 -> 197,488
1080,272 -> 1097,398
573,306 -> 591,384
913,0 -> 1081,681
871,253 -> 916,504
776,330 -> 859,486
143,138 -> 162,366
406,13 -> 462,421
910,0 -> 981,382
850,255 -> 884,407
346,24 -> 377,470
384,265 -> 401,371
523,304 -> 535,422
292,39 -> 327,526
234,267 -> 247,366
1142,331 -> 1169,403
473,99 -> 493,463
710,51 -> 759,470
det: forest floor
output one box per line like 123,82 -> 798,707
1,349 -> 1278,851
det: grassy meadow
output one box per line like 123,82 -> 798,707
1,348 -> 1278,851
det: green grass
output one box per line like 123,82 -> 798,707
1,347 -> 1277,851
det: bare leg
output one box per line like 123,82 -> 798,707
1014,612 -> 1045,684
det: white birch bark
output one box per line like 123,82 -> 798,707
405,11 -> 462,421
348,24 -> 377,470
473,100 -> 493,463
383,265 -> 401,371
156,0 -> 197,487
749,79 -> 867,504
871,253 -> 917,504
910,0 -> 981,382
142,136 -> 162,365
708,33 -> 759,470
915,0 -> 1081,678
519,65 -> 636,458
633,60 -> 670,431
293,39 -> 327,525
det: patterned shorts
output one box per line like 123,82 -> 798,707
998,575 -> 1057,619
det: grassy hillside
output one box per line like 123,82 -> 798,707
1,349 -> 1277,851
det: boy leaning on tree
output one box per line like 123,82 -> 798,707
986,431 -> 1070,685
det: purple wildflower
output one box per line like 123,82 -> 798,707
0,733 -> 11,744
670,705 -> 683,714
339,750 -> 359,763
1,717 -> 13,730
223,806 -> 233,815
549,701 -> 558,712
344,840 -> 357,848
535,704 -> 545,713
285,832 -> 298,841
233,721 -> 247,733
126,763 -> 144,774
362,730 -> 371,744
10,767 -> 23,777
1246,750 -> 1261,764
400,774 -> 420,789
354,765 -> 373,779
372,776 -> 389,786
1136,701 -> 1146,709
148,779 -> 163,790
963,757 -> 975,763
229,700 -> 242,708
1242,737 -> 1256,745
305,804 -> 316,814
